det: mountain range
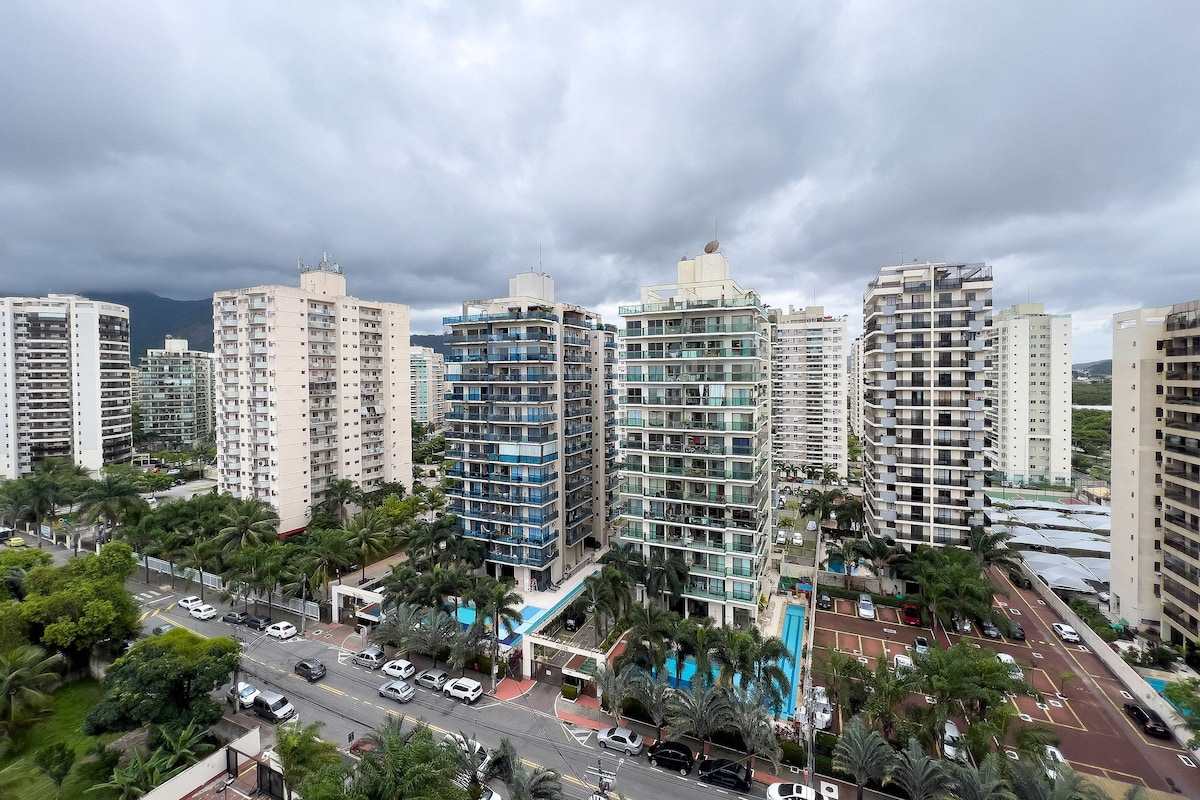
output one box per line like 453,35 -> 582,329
1071,359 -> 1112,377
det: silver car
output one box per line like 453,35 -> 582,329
379,680 -> 415,703
415,668 -> 449,690
597,726 -> 644,756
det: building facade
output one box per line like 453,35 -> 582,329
213,257 -> 412,534
770,306 -> 848,480
862,262 -> 992,548
0,294 -> 133,478
985,303 -> 1072,487
443,273 -> 619,590
616,247 -> 772,627
1111,300 -> 1200,645
848,335 -> 864,440
410,346 -> 445,431
137,337 -> 216,447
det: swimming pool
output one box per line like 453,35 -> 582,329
778,604 -> 805,719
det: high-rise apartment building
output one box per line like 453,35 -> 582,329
443,273 -> 619,589
616,246 -> 771,627
848,335 -> 864,439
1111,300 -> 1200,644
214,257 -> 412,534
0,294 -> 133,478
410,346 -> 445,431
985,303 -> 1072,487
862,262 -> 992,548
137,337 -> 216,447
770,306 -> 847,479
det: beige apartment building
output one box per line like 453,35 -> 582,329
410,345 -> 446,431
985,303 -> 1073,487
0,294 -> 133,478
442,273 -> 619,589
862,262 -> 992,548
616,246 -> 772,627
213,257 -> 412,534
1111,300 -> 1200,646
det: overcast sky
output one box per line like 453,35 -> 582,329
3,3 -> 1197,363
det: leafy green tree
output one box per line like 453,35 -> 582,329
276,720 -> 344,798
34,741 -> 76,799
832,715 -> 895,800
1164,677 -> 1200,747
85,629 -> 239,736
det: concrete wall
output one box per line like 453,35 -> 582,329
143,728 -> 260,800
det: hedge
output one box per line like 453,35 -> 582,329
779,740 -> 806,768
560,684 -> 578,700
817,584 -> 910,609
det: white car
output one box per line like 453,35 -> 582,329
775,530 -> 787,545
811,700 -> 832,730
227,681 -> 260,708
913,636 -> 930,656
597,726 -> 644,756
767,783 -> 817,800
893,653 -> 914,674
943,720 -> 965,762
444,677 -> 484,704
792,531 -> 804,547
806,520 -> 817,532
189,603 -> 217,620
1052,623 -> 1080,643
383,659 -> 415,679
178,596 -> 204,611
1042,745 -> 1067,780
996,653 -> 1023,681
857,593 -> 875,620
266,621 -> 298,640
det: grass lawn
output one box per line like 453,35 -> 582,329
0,680 -> 121,800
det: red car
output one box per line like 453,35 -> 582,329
901,603 -> 923,626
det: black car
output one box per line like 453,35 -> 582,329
1008,622 -> 1026,640
1123,702 -> 1172,739
980,620 -> 1002,639
816,592 -> 832,610
698,758 -> 753,792
222,610 -> 250,625
1008,568 -> 1033,589
295,659 -> 327,682
245,615 -> 272,631
646,740 -> 695,775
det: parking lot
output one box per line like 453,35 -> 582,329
809,567 -> 1199,796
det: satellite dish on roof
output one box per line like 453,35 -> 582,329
704,240 -> 719,254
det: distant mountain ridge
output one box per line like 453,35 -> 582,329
411,334 -> 451,358
1072,359 -> 1112,376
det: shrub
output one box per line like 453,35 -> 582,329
779,740 -> 806,768
817,584 -> 909,608
560,684 -> 578,700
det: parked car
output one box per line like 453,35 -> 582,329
1052,623 -> 1081,643
178,596 -> 204,611
444,677 -> 484,704
4,536 -> 27,548
816,591 -> 832,610
151,623 -> 175,635
775,530 -> 787,545
1008,568 -> 1033,589
768,783 -> 817,800
245,615 -> 273,631
564,608 -> 586,632
352,646 -> 387,669
227,681 -> 260,708
943,720 -> 965,762
1123,702 -> 1172,738
222,610 -> 250,625
1042,745 -> 1067,780
951,612 -> 972,634
980,620 -> 1002,639
996,652 -> 1023,681
806,520 -> 817,532
597,726 -> 644,756
857,593 -> 875,620
698,758 -> 754,792
1008,621 -> 1026,640
900,603 -> 922,626
294,659 -> 327,682
415,668 -> 449,690
189,603 -> 217,620
792,531 -> 804,547
913,636 -> 929,656
383,659 -> 415,679
893,653 -> 914,674
267,621 -> 298,640
379,679 -> 416,703
646,740 -> 695,775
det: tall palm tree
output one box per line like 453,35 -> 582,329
946,753 -> 1016,800
864,656 -> 922,742
846,533 -> 905,594
343,508 -> 394,581
832,716 -> 895,800
22,474 -> 62,549
887,738 -> 954,800
301,528 -> 355,599
666,682 -> 733,754
623,604 -> 677,673
816,647 -> 870,716
410,609 -> 457,668
0,645 -> 63,739
478,576 -> 523,691
506,763 -> 563,800
820,463 -> 840,485
595,663 -> 643,726
217,498 -> 279,555
674,616 -> 717,688
379,563 -> 423,609
599,543 -> 645,586
633,668 -> 674,742
797,487 -> 843,531
180,539 -> 219,602
724,686 -> 782,771
322,477 -> 363,526
743,627 -> 793,715
711,627 -> 756,688
370,603 -> 424,654
966,525 -> 1023,575
78,474 -> 146,543
643,551 -> 688,608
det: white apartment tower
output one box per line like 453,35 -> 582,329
848,335 -> 864,440
410,346 -> 446,430
985,303 -> 1072,486
770,306 -> 847,479
1111,300 -> 1200,645
616,246 -> 772,627
443,273 -> 619,589
862,262 -> 992,548
214,257 -> 412,534
0,295 -> 133,478
138,337 -> 216,446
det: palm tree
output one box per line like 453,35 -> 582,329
478,576 -> 523,691
300,528 -> 355,598
666,682 -> 733,754
743,627 -> 793,715
711,626 -> 756,688
180,539 -> 219,602
724,686 -> 782,771
371,603 -> 424,654
322,477 -> 362,526
643,551 -> 688,608
623,604 -> 677,673
217,499 -> 279,555
343,508 -> 394,581
832,716 -> 895,800
816,647 -> 870,717
863,656 -> 922,742
820,463 -> 840,485
379,563 -> 423,608
961,703 -> 1059,766
410,609 -> 457,668
846,533 -> 905,594
674,616 -> 717,688
599,543 -> 645,587
0,645 -> 64,739
946,753 -> 1016,800
887,737 -> 954,800
595,663 -> 643,725
966,525 -> 1023,575
22,474 -> 62,549
506,763 -> 563,800
633,668 -> 674,741
797,487 -> 843,531
78,474 -> 146,543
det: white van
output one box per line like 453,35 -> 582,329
253,690 -> 296,723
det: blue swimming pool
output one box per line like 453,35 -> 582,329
778,604 -> 805,719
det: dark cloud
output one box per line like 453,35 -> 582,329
2,2 -> 1197,362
